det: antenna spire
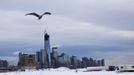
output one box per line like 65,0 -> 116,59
44,29 -> 47,35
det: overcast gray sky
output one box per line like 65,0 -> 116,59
0,0 -> 134,66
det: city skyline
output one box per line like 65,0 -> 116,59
0,0 -> 134,66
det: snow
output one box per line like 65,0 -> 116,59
86,66 -> 108,71
0,68 -> 134,75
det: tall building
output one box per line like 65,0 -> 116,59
51,47 -> 59,68
70,56 -> 78,69
36,51 -> 42,69
35,31 -> 51,69
18,52 -> 36,70
58,53 -> 71,68
51,48 -> 59,68
81,57 -> 88,68
40,49 -> 48,68
101,59 -> 105,66
44,31 -> 51,68
36,51 -> 41,63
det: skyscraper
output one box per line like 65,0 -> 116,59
44,31 -> 51,68
36,51 -> 42,69
51,49 -> 59,68
40,49 -> 48,68
36,51 -> 41,63
71,56 -> 78,69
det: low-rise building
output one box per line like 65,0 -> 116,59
0,59 -> 8,72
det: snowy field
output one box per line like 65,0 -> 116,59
0,68 -> 134,75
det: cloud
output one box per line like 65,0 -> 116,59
0,56 -> 18,65
0,0 -> 134,65
13,51 -> 20,56
51,44 -> 62,48
0,9 -> 134,49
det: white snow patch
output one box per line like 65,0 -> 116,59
0,69 -> 134,75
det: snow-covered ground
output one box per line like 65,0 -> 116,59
0,67 -> 134,75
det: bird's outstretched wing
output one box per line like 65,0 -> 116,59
43,12 -> 51,15
25,12 -> 40,18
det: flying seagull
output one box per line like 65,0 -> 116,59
25,12 -> 51,20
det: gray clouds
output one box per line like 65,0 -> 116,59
0,0 -> 134,65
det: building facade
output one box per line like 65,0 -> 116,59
0,59 -> 8,68
0,59 -> 9,72
40,49 -> 48,68
51,49 -> 59,68
44,32 -> 51,68
70,56 -> 79,69
18,52 -> 36,70
58,53 -> 71,68
36,51 -> 42,69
